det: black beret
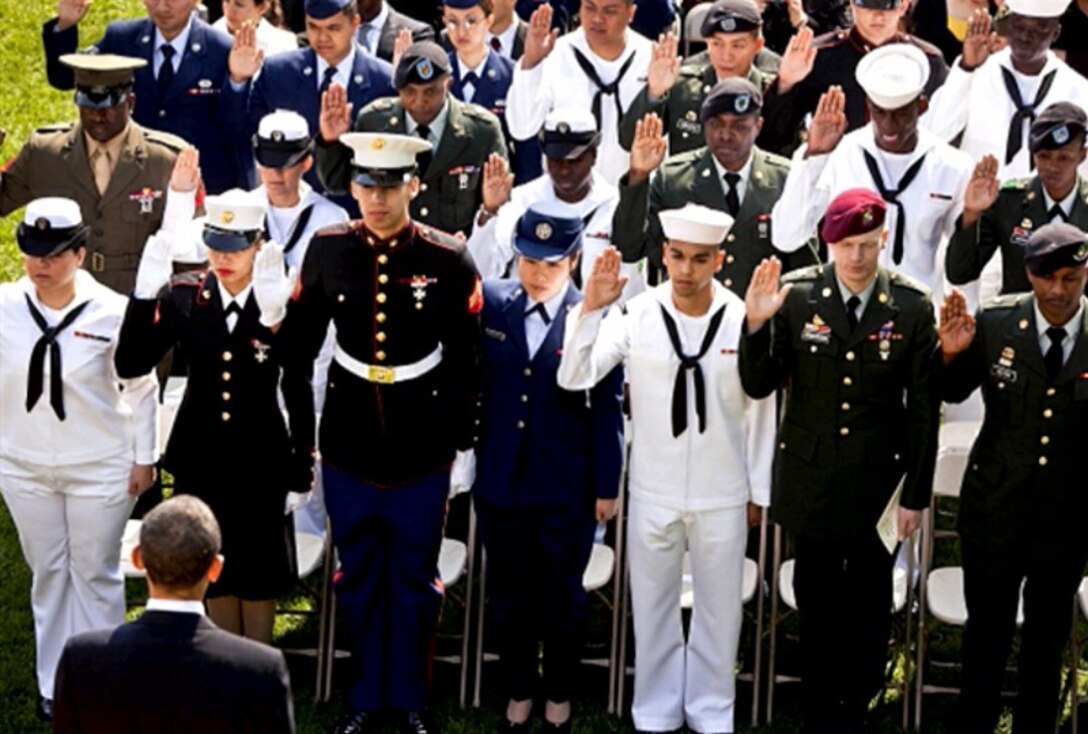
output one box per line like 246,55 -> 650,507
700,78 -> 762,122
394,42 -> 451,90
1029,102 -> 1088,154
1024,222 -> 1088,276
701,0 -> 762,36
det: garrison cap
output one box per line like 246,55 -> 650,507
513,208 -> 584,261
1004,0 -> 1070,18
394,42 -> 452,89
821,189 -> 887,244
253,110 -> 314,169
856,43 -> 930,110
1024,222 -> 1088,276
16,198 -> 89,257
1029,102 -> 1088,153
341,132 -> 432,187
61,54 -> 146,109
659,204 -> 734,246
701,0 -> 763,36
540,107 -> 601,160
202,189 -> 267,252
304,0 -> 353,19
700,78 -> 762,122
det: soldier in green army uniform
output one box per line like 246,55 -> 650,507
613,78 -> 817,295
316,41 -> 507,237
948,102 -> 1088,296
1,54 -> 187,294
618,0 -> 773,157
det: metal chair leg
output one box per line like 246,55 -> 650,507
472,549 -> 488,708
903,529 -> 917,731
766,523 -> 783,725
750,512 -> 768,727
607,487 -> 627,715
914,506 -> 935,729
458,504 -> 477,709
314,522 -> 336,703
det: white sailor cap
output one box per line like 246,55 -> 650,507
254,110 -> 313,168
340,132 -> 432,187
855,43 -> 930,111
540,107 -> 601,159
16,197 -> 88,256
1005,0 -> 1071,18
659,204 -> 734,246
202,189 -> 267,252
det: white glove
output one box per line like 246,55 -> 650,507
133,231 -> 174,299
252,242 -> 295,327
449,449 -> 476,498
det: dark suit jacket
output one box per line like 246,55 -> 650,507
367,6 -> 435,62
942,293 -> 1088,560
42,17 -> 243,194
946,176 -> 1088,295
738,265 -> 940,539
53,610 -> 294,734
475,279 -> 624,508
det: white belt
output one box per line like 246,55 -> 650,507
334,343 -> 443,384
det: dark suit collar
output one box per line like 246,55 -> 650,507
136,609 -> 216,632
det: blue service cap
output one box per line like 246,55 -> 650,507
305,0 -> 353,19
513,208 -> 583,261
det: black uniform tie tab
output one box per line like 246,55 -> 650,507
846,294 -> 862,332
225,301 -> 244,317
659,304 -> 727,437
571,48 -> 636,133
862,150 -> 926,266
24,294 -> 91,421
723,172 -> 741,217
1048,205 -> 1069,223
524,302 -> 551,325
1045,326 -> 1066,382
1001,67 -> 1057,168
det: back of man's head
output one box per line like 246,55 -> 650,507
138,496 -> 222,592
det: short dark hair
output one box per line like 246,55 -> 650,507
139,496 -> 222,590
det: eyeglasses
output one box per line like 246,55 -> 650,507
443,15 -> 486,32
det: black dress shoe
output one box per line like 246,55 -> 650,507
540,719 -> 572,733
498,718 -> 531,733
37,697 -> 54,722
403,710 -> 440,734
335,710 -> 377,734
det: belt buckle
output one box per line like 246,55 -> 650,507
368,365 -> 395,384
91,252 -> 105,272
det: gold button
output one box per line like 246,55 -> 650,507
841,402 -> 850,411
222,392 -> 231,401
338,294 -> 346,303
377,312 -> 387,323
1039,456 -> 1048,466
376,351 -> 386,361
726,254 -> 735,264
810,345 -> 817,353
421,207 -> 430,217
1047,387 -> 1056,396
997,382 -> 1005,390
523,368 -> 531,377
726,234 -> 735,242
516,420 -> 525,429
1041,435 -> 1050,445
376,293 -> 387,303
378,254 -> 389,265
376,332 -> 387,342
846,351 -> 856,361
222,371 -> 231,381
415,302 -> 423,310
520,394 -> 528,403
840,427 -> 850,436
420,183 -> 428,192
724,278 -> 733,287
221,412 -> 231,422
379,274 -> 389,284
1043,408 -> 1053,418
843,377 -> 853,386
779,442 -> 786,450
222,351 -> 232,362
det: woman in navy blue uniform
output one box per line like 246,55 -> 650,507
474,208 -> 624,732
115,189 -> 310,643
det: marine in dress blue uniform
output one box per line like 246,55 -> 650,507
279,133 -> 482,734
475,209 -> 623,731
42,4 -> 244,193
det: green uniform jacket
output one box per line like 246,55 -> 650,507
738,265 -> 941,539
612,145 -> 817,297
1,121 -> 185,293
946,176 -> 1088,295
942,292 -> 1088,560
617,63 -> 772,156
315,96 -> 507,237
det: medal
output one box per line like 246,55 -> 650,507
251,339 -> 270,363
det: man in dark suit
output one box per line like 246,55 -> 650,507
317,42 -> 507,236
948,103 -> 1088,295
43,0 -> 245,193
52,495 -> 295,734
940,223 -> 1088,734
614,79 -> 817,293
740,189 -> 940,733
357,0 -> 436,62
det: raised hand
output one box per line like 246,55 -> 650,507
481,153 -> 513,214
391,28 -> 413,72
253,242 -> 294,327
647,31 -> 680,99
583,247 -> 629,312
521,4 -> 559,70
938,288 -> 977,361
56,0 -> 91,31
228,20 -> 264,83
628,113 -> 667,184
169,147 -> 201,193
805,85 -> 847,156
961,8 -> 994,71
744,257 -> 792,334
319,82 -> 353,142
134,231 -> 175,299
962,154 -> 999,226
776,26 -> 817,95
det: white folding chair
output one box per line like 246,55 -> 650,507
432,494 -> 477,709
683,2 -> 713,57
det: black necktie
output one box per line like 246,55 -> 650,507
1000,67 -> 1057,167
659,304 -> 727,437
416,124 -> 433,173
525,302 -> 551,325
1049,204 -> 1069,223
320,66 -> 337,95
723,172 -> 741,217
490,36 -> 502,53
158,45 -> 176,94
1045,326 -> 1066,382
861,150 -> 927,266
225,301 -> 243,317
24,294 -> 91,421
846,295 -> 861,332
462,71 -> 480,88
570,47 -> 636,133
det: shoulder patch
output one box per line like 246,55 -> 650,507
677,63 -> 705,80
760,150 -> 791,170
371,97 -> 395,111
662,147 -> 708,169
782,264 -> 824,283
888,271 -> 928,294
1000,177 -> 1031,191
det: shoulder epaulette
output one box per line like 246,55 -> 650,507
985,293 -> 1026,310
759,149 -> 791,170
169,271 -> 204,288
313,221 -> 356,238
662,147 -> 708,168
677,63 -> 706,80
33,121 -> 75,135
1000,177 -> 1032,191
813,29 -> 848,49
782,264 -> 824,283
142,128 -> 189,154
904,34 -> 944,57
368,97 -> 396,112
417,224 -> 464,252
888,271 -> 928,294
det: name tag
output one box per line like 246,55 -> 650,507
485,327 -> 506,342
801,323 -> 831,344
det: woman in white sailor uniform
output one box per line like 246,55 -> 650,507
115,189 -> 307,643
0,197 -> 158,720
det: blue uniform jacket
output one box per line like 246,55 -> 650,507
449,52 -> 542,185
222,44 -> 394,204
43,17 -> 244,194
474,278 -> 624,508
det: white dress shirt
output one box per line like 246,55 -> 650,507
489,23 -> 518,60
712,152 -> 754,208
316,44 -> 359,92
1043,186 -> 1078,223
524,282 -> 569,358
146,598 -> 207,615
1035,300 -> 1084,365
218,283 -> 253,333
406,101 -> 450,149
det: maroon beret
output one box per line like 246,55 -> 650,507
821,188 -> 887,244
